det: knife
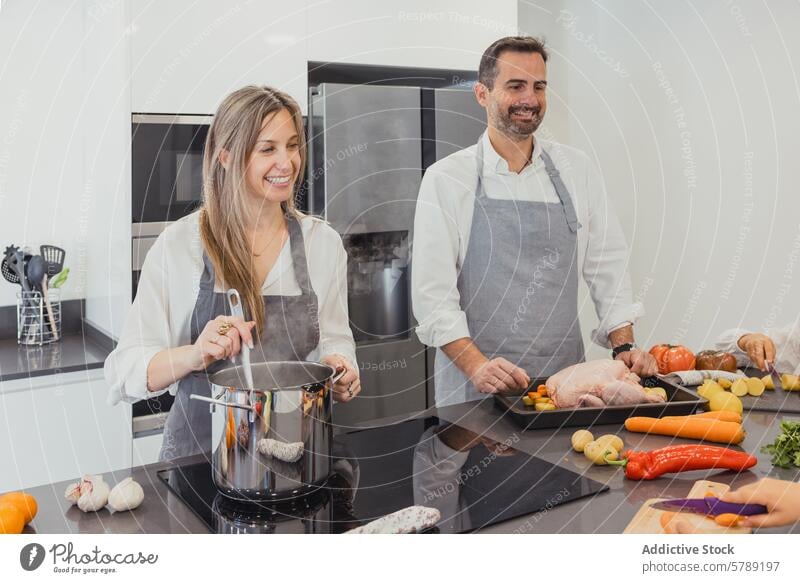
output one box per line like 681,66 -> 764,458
650,497 -> 767,517
766,361 -> 783,391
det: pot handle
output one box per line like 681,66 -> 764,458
331,367 -> 347,385
190,394 -> 254,412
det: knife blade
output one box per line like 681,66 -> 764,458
650,497 -> 767,517
766,361 -> 783,391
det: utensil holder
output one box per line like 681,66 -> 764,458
16,290 -> 61,345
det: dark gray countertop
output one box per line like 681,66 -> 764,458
16,400 -> 800,534
0,332 -> 110,383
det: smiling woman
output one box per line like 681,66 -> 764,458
104,86 -> 360,462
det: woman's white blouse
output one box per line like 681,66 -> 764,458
104,211 -> 357,405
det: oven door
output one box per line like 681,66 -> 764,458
132,114 -> 211,223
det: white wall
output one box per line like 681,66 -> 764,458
0,1 -> 88,308
520,0 -> 800,357
307,0 -> 517,70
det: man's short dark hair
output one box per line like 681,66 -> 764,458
478,36 -> 548,89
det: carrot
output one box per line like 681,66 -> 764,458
659,511 -> 677,533
624,416 -> 746,444
537,384 -> 548,395
664,411 -> 742,423
714,513 -> 743,527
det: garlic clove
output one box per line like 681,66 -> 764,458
108,477 -> 144,512
76,475 -> 110,513
64,481 -> 81,505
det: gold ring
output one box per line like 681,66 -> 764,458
217,322 -> 233,335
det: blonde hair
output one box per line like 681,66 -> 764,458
199,85 -> 306,336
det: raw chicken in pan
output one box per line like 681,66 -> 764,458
545,359 -> 665,408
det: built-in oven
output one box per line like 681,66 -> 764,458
131,114 -> 212,434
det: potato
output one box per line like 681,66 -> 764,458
595,434 -> 624,452
730,379 -> 749,397
746,377 -> 765,397
583,441 -> 618,465
761,375 -> 775,390
535,402 -> 556,411
709,391 -> 743,414
717,378 -> 733,389
698,381 -> 724,399
645,387 -> 668,401
781,374 -> 800,391
571,430 -> 594,452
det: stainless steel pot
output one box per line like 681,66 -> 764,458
191,361 -> 342,501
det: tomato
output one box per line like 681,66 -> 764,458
254,401 -> 263,416
649,344 -> 696,374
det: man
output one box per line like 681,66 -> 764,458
411,36 -> 657,406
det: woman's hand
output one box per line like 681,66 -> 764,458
737,333 -> 776,371
190,315 -> 255,371
322,354 -> 361,402
721,478 -> 800,528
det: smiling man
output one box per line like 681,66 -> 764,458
411,36 -> 657,406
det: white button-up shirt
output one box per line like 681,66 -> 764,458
104,211 -> 357,405
411,131 -> 642,349
715,318 -> 800,375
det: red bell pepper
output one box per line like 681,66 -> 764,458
605,444 -> 757,480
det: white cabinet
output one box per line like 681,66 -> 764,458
133,433 -> 164,467
307,0 -> 518,70
0,370 -> 132,493
131,0 -> 309,114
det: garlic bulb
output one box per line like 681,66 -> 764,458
76,475 -> 110,512
64,481 -> 81,505
108,478 -> 144,512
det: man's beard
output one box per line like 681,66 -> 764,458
490,102 -> 543,139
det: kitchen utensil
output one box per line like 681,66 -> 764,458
41,275 -> 58,341
26,254 -> 46,291
650,497 -> 767,517
624,480 -> 753,534
190,361 -> 344,501
24,256 -> 59,340
40,244 -> 65,277
226,289 -> 255,422
766,361 -> 784,391
1,257 -> 20,284
50,267 -> 70,289
9,249 -> 40,343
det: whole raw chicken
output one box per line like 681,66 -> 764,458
545,359 -> 665,408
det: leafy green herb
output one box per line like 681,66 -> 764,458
761,420 -> 800,468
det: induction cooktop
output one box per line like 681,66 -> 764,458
157,416 -> 607,533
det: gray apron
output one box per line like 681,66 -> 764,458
433,137 -> 585,405
159,214 -> 320,461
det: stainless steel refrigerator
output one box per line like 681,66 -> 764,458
308,82 -> 486,427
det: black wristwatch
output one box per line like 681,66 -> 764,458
612,342 -> 636,359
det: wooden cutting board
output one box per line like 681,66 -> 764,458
624,480 -> 752,534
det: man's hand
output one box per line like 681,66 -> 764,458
615,349 -> 659,377
469,357 -> 530,394
737,333 -> 776,371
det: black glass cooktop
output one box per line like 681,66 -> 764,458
158,416 -> 607,533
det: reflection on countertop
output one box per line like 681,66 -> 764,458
0,329 -> 111,383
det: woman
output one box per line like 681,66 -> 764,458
715,317 -> 800,372
105,86 -> 360,461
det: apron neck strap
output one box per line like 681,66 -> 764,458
539,149 -> 582,233
198,212 -> 314,294
285,212 -> 313,294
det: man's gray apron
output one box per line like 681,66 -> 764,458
433,137 -> 585,405
159,214 -> 320,461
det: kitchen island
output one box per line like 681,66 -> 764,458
17,399 -> 800,534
